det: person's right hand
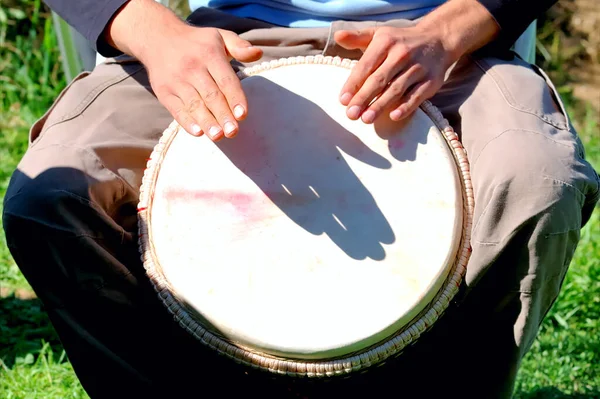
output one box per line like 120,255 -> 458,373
105,0 -> 263,141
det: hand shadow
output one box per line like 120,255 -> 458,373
373,110 -> 430,163
215,77 -> 398,261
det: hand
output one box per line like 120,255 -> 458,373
334,0 -> 500,124
106,0 -> 263,141
335,26 -> 449,124
142,26 -> 262,140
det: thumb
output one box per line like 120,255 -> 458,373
334,28 -> 376,51
219,30 -> 263,62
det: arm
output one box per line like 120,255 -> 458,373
478,0 -> 558,53
45,0 -> 263,141
336,0 -> 557,123
44,0 -> 128,56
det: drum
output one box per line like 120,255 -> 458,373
138,55 -> 473,377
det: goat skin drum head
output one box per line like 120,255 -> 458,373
138,56 -> 472,375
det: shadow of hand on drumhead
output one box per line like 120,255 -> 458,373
215,77 -> 396,261
373,110 -> 430,163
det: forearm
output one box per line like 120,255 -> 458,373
105,0 -> 184,62
44,0 -> 128,56
479,0 -> 558,51
416,0 -> 500,67
417,0 -> 558,64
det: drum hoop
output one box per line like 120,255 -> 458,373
137,55 -> 474,377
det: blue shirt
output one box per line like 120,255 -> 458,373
188,0 -> 446,27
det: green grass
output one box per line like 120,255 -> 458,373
0,1 -> 598,398
0,296 -> 86,398
1,344 -> 86,399
0,0 -> 65,290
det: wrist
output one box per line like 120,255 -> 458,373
416,0 -> 500,67
105,0 -> 185,62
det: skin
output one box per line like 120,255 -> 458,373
106,0 -> 500,141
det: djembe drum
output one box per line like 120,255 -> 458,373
138,56 -> 473,377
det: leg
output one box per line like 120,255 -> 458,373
426,54 -> 600,396
284,22 -> 600,399
2,58 -> 233,398
1,10 -> 336,398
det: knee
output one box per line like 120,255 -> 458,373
470,129 -> 594,245
2,166 -> 96,239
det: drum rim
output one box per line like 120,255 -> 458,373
137,55 -> 474,378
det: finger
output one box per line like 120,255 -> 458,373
339,41 -> 390,114
176,83 -> 224,141
333,28 -> 376,51
220,30 -> 263,62
360,64 -> 425,124
189,69 -> 239,139
160,93 -> 203,137
346,58 -> 412,124
390,80 -> 436,121
207,58 -> 248,129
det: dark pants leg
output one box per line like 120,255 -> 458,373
4,8 -> 599,399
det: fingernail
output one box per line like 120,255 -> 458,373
224,121 -> 236,135
390,109 -> 403,121
362,110 -> 376,124
347,105 -> 362,120
340,92 -> 353,105
208,126 -> 222,139
191,124 -> 202,136
233,105 -> 245,119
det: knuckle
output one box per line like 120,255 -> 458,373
370,73 -> 388,88
367,102 -> 382,113
411,63 -> 425,75
394,44 -> 411,61
203,89 -> 220,102
180,55 -> 201,71
186,97 -> 204,113
199,116 -> 217,129
175,110 -> 192,126
347,80 -> 362,94
213,109 -> 236,124
188,97 -> 203,110
215,109 -> 233,123
376,32 -> 394,48
157,90 -> 174,102
218,74 -> 236,88
203,46 -> 219,58
389,82 -> 406,96
172,107 -> 185,119
352,94 -> 369,106
205,27 -> 219,35
408,92 -> 424,107
152,83 -> 170,97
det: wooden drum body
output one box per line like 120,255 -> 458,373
138,56 -> 473,377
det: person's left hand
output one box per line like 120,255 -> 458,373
335,26 -> 451,124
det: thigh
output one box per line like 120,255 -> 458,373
1,12 -> 360,398
426,53 -> 600,396
12,58 -> 170,233
431,53 -> 599,292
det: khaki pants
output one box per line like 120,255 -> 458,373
3,8 -> 599,399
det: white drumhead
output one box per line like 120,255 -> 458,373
144,59 -> 464,360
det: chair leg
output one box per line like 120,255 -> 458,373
513,20 -> 537,64
51,12 -> 96,81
